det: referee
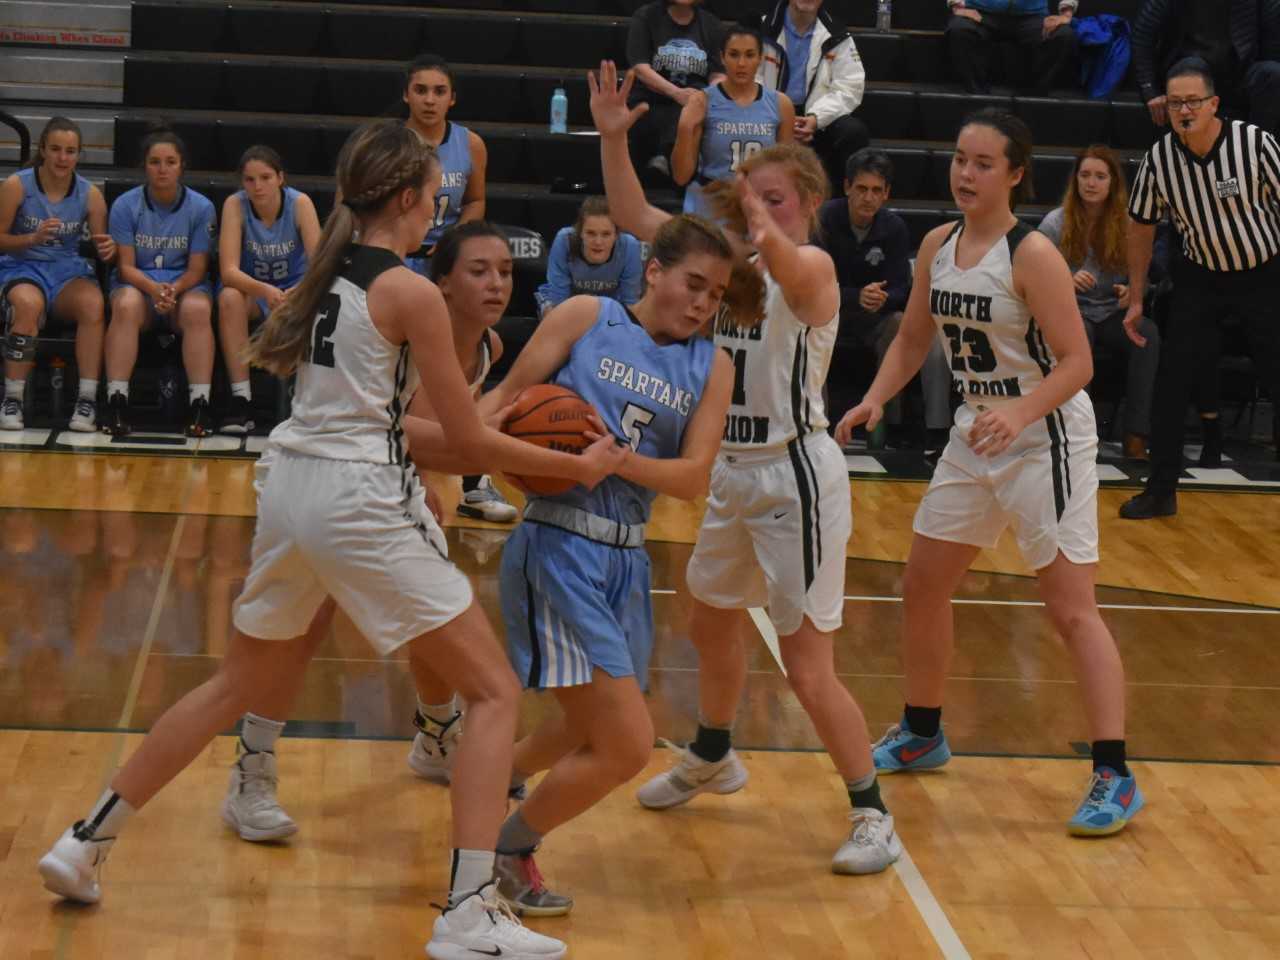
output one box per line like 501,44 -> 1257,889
1120,57 -> 1280,520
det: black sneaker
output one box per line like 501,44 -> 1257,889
103,392 -> 131,437
219,395 -> 255,435
1197,418 -> 1223,468
1118,491 -> 1177,520
186,397 -> 212,437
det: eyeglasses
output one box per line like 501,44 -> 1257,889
1167,97 -> 1211,113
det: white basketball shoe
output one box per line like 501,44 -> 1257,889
635,739 -> 749,810
426,882 -> 566,960
221,747 -> 298,842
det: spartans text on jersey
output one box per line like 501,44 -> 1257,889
596,357 -> 695,415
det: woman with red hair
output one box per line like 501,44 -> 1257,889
1038,145 -> 1160,459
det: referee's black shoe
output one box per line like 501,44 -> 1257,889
1119,491 -> 1177,520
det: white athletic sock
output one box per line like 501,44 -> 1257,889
448,849 -> 495,907
107,380 -> 129,400
240,712 -> 285,754
417,696 -> 457,725
78,378 -> 99,401
4,378 -> 25,402
78,789 -> 135,840
188,383 -> 211,404
230,380 -> 251,401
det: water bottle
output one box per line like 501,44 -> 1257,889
876,0 -> 892,31
49,356 -> 65,420
550,82 -> 568,134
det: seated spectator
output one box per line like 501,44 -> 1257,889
215,145 -> 320,435
818,149 -> 951,450
1038,145 -> 1160,460
945,0 -> 1080,94
535,197 -> 643,317
673,25 -> 794,219
756,0 -> 868,192
626,0 -> 726,180
0,117 -> 114,433
1133,0 -> 1280,136
104,126 -> 216,438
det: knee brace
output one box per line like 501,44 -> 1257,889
1,296 -> 36,362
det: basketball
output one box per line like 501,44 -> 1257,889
501,383 -> 597,496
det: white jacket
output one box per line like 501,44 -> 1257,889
756,8 -> 865,131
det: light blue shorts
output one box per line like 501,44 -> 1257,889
0,256 -> 96,315
500,520 -> 653,690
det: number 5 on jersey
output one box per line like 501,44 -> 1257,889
620,402 -> 655,451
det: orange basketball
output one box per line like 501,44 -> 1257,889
501,383 -> 597,496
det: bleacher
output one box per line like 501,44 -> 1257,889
2,0 -> 1160,433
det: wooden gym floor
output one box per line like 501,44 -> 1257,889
1,450 -> 1278,959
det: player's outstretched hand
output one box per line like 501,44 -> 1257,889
589,60 -> 648,138
575,431 -> 629,490
835,400 -> 883,446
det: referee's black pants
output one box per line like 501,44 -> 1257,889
1146,258 -> 1280,497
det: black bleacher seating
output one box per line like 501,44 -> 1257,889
131,1 -> 227,52
124,56 -> 223,110
1015,97 -> 1110,151
327,11 -> 425,62
230,5 -> 327,56
218,123 -> 322,179
225,61 -> 323,114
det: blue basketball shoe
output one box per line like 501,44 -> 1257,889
1068,767 -> 1144,836
872,722 -> 952,774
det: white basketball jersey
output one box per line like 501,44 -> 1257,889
715,262 -> 837,453
469,330 -> 493,396
929,221 -> 1076,429
268,246 -> 419,465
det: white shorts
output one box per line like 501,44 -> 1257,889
914,393 -> 1099,570
233,447 -> 473,655
687,432 -> 852,636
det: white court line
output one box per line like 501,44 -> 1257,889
117,516 -> 187,728
651,588 -> 1275,615
842,595 -> 1279,615
894,847 -> 972,960
742,604 -> 968,956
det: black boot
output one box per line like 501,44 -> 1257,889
1197,416 -> 1222,468
1119,490 -> 1177,520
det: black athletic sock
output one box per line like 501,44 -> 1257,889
461,474 -> 481,493
847,773 -> 888,814
903,704 -> 942,739
689,723 -> 732,763
1091,740 -> 1129,777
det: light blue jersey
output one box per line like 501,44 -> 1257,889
0,168 -> 97,304
684,83 -> 782,219
425,121 -> 473,249
535,227 -> 644,314
501,297 -> 717,691
109,184 -> 216,278
543,297 -> 716,525
5,168 -> 91,264
237,186 -> 307,289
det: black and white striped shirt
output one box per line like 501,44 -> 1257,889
1129,119 -> 1280,272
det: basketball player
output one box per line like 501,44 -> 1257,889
218,222 -> 515,844
37,121 -> 624,960
215,144 -> 321,435
672,24 -> 793,219
103,126 -> 217,438
591,60 -> 901,874
401,54 -> 515,526
0,116 -> 114,432
454,214 -> 741,916
834,109 -> 1143,836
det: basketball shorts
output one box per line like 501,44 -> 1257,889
500,520 -> 653,690
217,280 -> 298,322
914,393 -> 1100,570
233,448 -> 472,655
687,431 -> 852,637
0,256 -> 96,319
